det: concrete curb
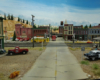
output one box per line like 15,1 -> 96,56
0,53 -> 7,58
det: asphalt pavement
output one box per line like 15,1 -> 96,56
21,37 -> 88,80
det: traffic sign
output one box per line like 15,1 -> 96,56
81,46 -> 85,51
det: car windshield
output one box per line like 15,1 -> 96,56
88,51 -> 94,54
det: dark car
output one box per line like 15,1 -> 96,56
0,49 -> 6,54
84,50 -> 100,60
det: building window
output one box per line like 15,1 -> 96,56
69,31 -> 70,34
66,31 -> 67,34
92,30 -> 93,33
23,31 -> 25,33
69,26 -> 70,30
98,30 -> 99,33
84,31 -> 85,34
95,30 -> 96,33
86,31 -> 87,34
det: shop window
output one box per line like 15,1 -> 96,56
69,27 -> 70,30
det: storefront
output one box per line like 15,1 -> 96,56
0,17 -> 4,49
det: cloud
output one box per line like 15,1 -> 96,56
0,0 -> 100,26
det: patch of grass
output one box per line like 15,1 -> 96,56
93,69 -> 100,76
39,48 -> 43,51
0,73 -> 10,80
80,60 -> 89,65
69,47 -> 80,51
92,64 -> 99,70
4,47 -> 46,51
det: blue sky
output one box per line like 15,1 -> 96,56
0,0 -> 100,27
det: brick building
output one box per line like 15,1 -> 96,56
73,25 -> 88,40
15,24 -> 50,39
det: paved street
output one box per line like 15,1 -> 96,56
22,38 -> 87,80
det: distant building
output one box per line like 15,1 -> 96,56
73,25 -> 88,40
15,24 -> 50,39
88,24 -> 100,40
59,21 -> 64,37
63,20 -> 73,40
0,17 -> 4,49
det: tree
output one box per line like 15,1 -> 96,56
11,15 -> 14,20
33,25 -> 37,28
12,31 -> 16,41
23,19 -> 25,23
84,25 -> 88,29
18,17 -> 20,21
7,14 -> 10,20
26,20 -> 28,24
89,24 -> 92,28
4,13 -> 6,20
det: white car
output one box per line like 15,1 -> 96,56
84,50 -> 100,60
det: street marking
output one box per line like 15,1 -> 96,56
55,70 -> 57,76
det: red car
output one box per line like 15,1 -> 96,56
52,35 -> 56,41
8,46 -> 28,55
24,38 -> 30,41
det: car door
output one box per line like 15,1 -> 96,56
97,52 -> 100,58
15,48 -> 19,53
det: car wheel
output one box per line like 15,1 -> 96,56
10,52 -> 13,56
92,57 -> 95,61
23,51 -> 26,54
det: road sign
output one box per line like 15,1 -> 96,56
81,46 -> 85,51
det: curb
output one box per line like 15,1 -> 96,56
0,53 -> 7,58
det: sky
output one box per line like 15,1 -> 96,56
0,0 -> 100,27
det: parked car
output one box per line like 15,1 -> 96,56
0,49 -> 6,54
24,37 -> 30,41
84,50 -> 100,60
8,46 -> 28,55
52,35 -> 56,41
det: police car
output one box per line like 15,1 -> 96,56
84,50 -> 100,60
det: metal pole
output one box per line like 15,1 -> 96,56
42,40 -> 43,49
32,15 -> 35,47
49,24 -> 50,41
82,51 -> 83,61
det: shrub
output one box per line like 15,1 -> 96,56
81,60 -> 89,65
92,64 -> 99,70
39,48 -> 42,51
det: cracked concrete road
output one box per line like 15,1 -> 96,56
22,38 -> 88,80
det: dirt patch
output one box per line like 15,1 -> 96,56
69,47 -> 100,79
0,47 -> 46,80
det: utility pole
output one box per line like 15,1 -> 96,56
32,15 -> 35,47
49,24 -> 50,40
